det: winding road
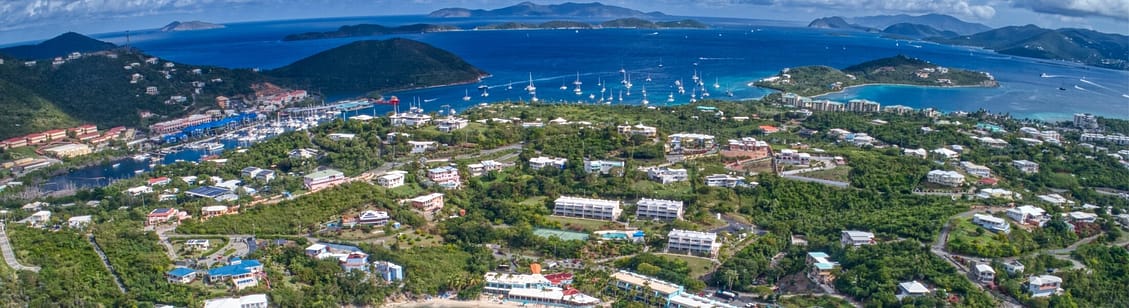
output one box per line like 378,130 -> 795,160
0,222 -> 40,272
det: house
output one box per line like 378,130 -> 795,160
666,229 -> 720,257
776,149 -> 811,165
617,123 -> 657,137
201,205 -> 233,220
705,174 -> 748,188
1004,261 -> 1026,274
435,117 -> 469,132
206,258 -> 263,290
304,169 -> 346,190
583,160 -> 624,175
44,129 -> 67,140
126,185 -> 154,196
340,252 -> 370,272
167,267 -> 198,284
409,141 -> 437,154
926,170 -> 965,187
720,137 -> 771,160
146,208 -> 182,226
972,214 -> 1011,233
186,186 -> 238,202
932,148 -> 960,160
148,176 -> 171,186
67,215 -> 93,229
304,244 -> 328,256
553,196 -> 621,221
374,261 -> 404,282
896,281 -> 930,300
841,230 -> 876,246
467,160 -> 506,176
327,133 -> 355,141
548,117 -> 570,125
202,294 -> 269,308
666,133 -> 715,154
973,263 -> 995,283
1028,275 -> 1063,297
1037,194 -> 1070,206
529,156 -> 568,170
376,170 -> 407,188
807,252 -> 839,284
358,210 -> 390,226
1066,211 -> 1098,223
544,272 -> 575,287
635,198 -> 684,220
390,112 -> 432,127
427,166 -> 461,189
1006,205 -> 1049,227
646,167 -> 688,184
18,210 -> 52,227
186,239 -> 211,250
960,161 -> 991,178
977,188 -> 1017,200
410,193 -> 445,213
1012,160 -> 1039,174
288,148 -> 319,159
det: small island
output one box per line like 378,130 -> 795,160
601,18 -> 708,29
476,21 -> 594,30
283,24 -> 460,41
160,21 -> 225,32
754,55 -> 998,97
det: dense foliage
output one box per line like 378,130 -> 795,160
834,241 -> 996,307
6,226 -> 123,306
755,55 -> 995,96
94,219 -> 213,306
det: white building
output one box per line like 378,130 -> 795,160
776,149 -> 811,165
376,170 -> 407,188
904,148 -> 928,158
1028,275 -> 1063,297
666,229 -> 720,257
1006,205 -> 1049,227
666,133 -> 715,154
972,214 -> 1011,233
927,170 -> 965,187
468,160 -> 506,176
705,174 -> 748,188
1012,160 -> 1039,174
484,272 -> 552,294
390,112 -> 432,127
647,167 -> 688,184
635,198 -> 684,220
840,230 -> 876,247
327,133 -> 355,141
932,148 -> 960,160
553,196 -> 622,221
409,141 -> 437,154
203,294 -> 268,308
617,123 -> 658,138
896,281 -> 930,300
426,166 -> 461,189
529,156 -> 568,170
584,160 -> 624,175
436,117 -> 469,132
358,210 -> 391,226
1066,211 -> 1098,223
1074,113 -> 1099,130
960,161 -> 991,178
67,215 -> 93,229
973,263 -> 996,283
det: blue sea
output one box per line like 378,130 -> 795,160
90,15 -> 1129,121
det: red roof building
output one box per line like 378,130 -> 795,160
45,129 -> 67,140
759,125 -> 780,134
978,178 -> 999,186
544,272 -> 574,286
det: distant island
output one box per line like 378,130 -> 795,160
159,21 -> 225,32
754,55 -> 998,97
283,24 -> 460,41
477,21 -> 594,30
600,18 -> 707,29
0,32 -> 116,60
429,1 -> 665,18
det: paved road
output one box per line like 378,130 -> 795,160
930,207 -> 1024,308
0,222 -> 40,272
88,234 -> 127,293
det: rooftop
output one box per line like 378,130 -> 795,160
305,169 -> 343,179
611,271 -> 682,295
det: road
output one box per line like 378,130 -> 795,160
779,159 -> 850,188
88,234 -> 128,293
930,207 -> 1024,308
0,222 -> 40,272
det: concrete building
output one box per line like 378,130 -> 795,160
1012,160 -> 1039,174
427,166 -> 461,189
435,117 -> 469,133
1006,205 -> 1049,227
904,148 -> 928,158
841,230 -> 876,247
583,160 -> 624,175
167,267 -> 198,284
529,156 -> 568,171
42,143 -> 92,158
927,170 -> 965,187
410,193 -> 445,213
376,170 -> 407,188
616,123 -> 658,138
389,112 -> 432,127
1073,113 -> 1099,130
304,169 -> 346,190
608,271 -> 738,308
666,133 -> 715,154
484,272 -> 552,294
647,167 -> 688,184
635,198 -> 684,220
705,174 -> 747,188
973,263 -> 996,283
408,141 -> 437,154
776,149 -> 811,165
468,160 -> 506,176
666,229 -> 720,257
202,294 -> 268,308
896,281 -> 930,300
973,214 -> 1011,233
67,215 -> 93,229
807,252 -> 839,284
960,161 -> 992,178
1028,275 -> 1063,297
720,137 -> 771,160
847,99 -> 880,112
358,210 -> 390,226
374,261 -> 404,282
553,196 -> 622,221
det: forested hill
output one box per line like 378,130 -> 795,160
0,32 -> 117,60
283,24 -> 460,41
267,38 -> 488,94
930,25 -> 1129,71
755,55 -> 997,96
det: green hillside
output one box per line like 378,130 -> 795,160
600,18 -> 707,29
754,55 -> 997,96
283,23 -> 460,41
267,38 -> 487,93
930,25 -> 1129,70
0,78 -> 79,138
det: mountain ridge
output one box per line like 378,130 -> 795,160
160,21 -> 225,32
283,24 -> 460,41
930,25 -> 1129,70
0,32 -> 117,60
429,1 -> 665,18
848,14 -> 990,35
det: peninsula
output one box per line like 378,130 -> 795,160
159,21 -> 224,32
754,55 -> 998,97
283,24 -> 459,41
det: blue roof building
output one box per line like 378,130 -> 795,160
166,267 -> 197,284
207,258 -> 263,284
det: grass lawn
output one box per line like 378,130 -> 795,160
800,165 -> 852,182
520,196 -> 548,207
946,217 -> 1028,257
780,295 -> 853,308
546,216 -> 616,232
657,254 -> 717,279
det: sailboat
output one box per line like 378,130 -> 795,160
525,73 -> 537,93
658,57 -> 664,68
667,92 -> 675,103
641,86 -> 649,105
713,77 -> 721,89
618,90 -> 624,102
589,93 -> 596,100
645,74 -> 652,83
481,86 -> 490,97
573,72 -> 583,95
506,82 -> 513,91
463,90 -> 471,101
560,81 -> 568,91
624,73 -> 633,95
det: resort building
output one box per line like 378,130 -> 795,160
1028,275 -> 1064,297
841,230 -> 876,247
616,123 -> 658,138
647,167 -> 688,184
1080,133 -> 1129,145
42,143 -> 92,158
303,169 -> 346,190
973,263 -> 996,283
149,114 -> 212,135
583,160 -> 624,175
206,258 -> 263,290
807,252 -> 839,284
847,99 -> 881,112
972,214 -> 1011,233
376,170 -> 407,188
435,116 -> 469,132
202,294 -> 268,308
666,229 -> 720,257
608,271 -> 738,308
553,196 -> 622,221
960,161 -> 992,178
776,149 -> 812,165
896,281 -> 930,300
427,166 -> 461,189
1006,205 -> 1049,227
467,160 -> 506,176
635,198 -> 684,221
720,137 -> 771,160
529,156 -> 568,171
485,272 -> 600,308
705,174 -> 748,188
926,170 -> 965,187
484,272 -> 552,294
1074,113 -> 1099,130
666,133 -> 716,154
1012,160 -> 1039,174
374,261 -> 404,282
409,193 -> 445,213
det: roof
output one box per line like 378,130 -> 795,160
207,259 -> 261,277
305,244 -> 327,251
305,169 -> 343,179
975,264 -> 995,273
428,166 -> 458,173
68,215 -> 93,223
410,193 -> 443,203
842,230 -> 875,240
484,272 -> 550,285
187,186 -> 233,198
1009,205 -> 1046,216
1030,275 -> 1062,285
899,281 -> 930,294
203,294 -> 268,308
611,271 -> 682,295
168,267 -> 196,277
149,208 -> 174,215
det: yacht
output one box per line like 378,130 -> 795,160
524,73 -> 537,93
658,57 -> 664,68
645,74 -> 652,82
560,82 -> 568,91
589,93 -> 596,100
132,154 -> 150,161
506,82 -> 513,91
111,163 -> 121,168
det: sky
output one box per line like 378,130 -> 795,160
0,0 -> 1126,44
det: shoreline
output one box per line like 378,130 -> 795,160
382,296 -> 523,308
749,81 -> 998,98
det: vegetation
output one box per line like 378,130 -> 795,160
6,225 -> 123,306
931,25 -> 1129,71
0,32 -> 116,59
93,219 -> 213,306
780,295 -> 854,308
834,241 -> 996,307
615,253 -> 705,292
754,55 -> 997,96
600,18 -> 708,29
283,24 -> 460,41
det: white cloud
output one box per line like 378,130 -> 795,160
0,0 -> 260,31
1014,0 -> 1129,20
728,0 -> 998,19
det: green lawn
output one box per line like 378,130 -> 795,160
946,217 -> 1029,257
657,254 -> 717,279
546,216 -> 616,232
800,165 -> 852,182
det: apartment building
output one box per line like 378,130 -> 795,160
553,196 -> 622,221
666,229 -> 720,257
635,198 -> 684,220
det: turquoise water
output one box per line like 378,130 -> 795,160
89,15 -> 1128,121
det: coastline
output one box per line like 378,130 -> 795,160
749,81 -> 998,98
382,296 -> 522,308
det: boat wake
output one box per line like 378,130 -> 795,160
1078,78 -> 1117,92
698,57 -> 745,61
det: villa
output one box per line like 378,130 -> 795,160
1028,275 -> 1064,297
973,214 -> 1011,233
841,230 -> 876,247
